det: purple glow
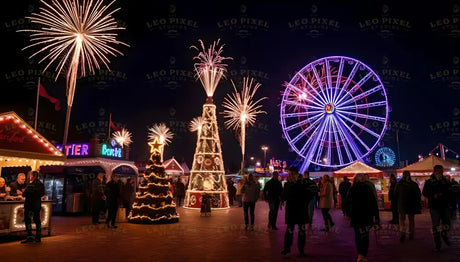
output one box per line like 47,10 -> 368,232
280,56 -> 389,172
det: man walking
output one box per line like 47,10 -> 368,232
105,175 -> 120,228
91,173 -> 106,225
263,171 -> 283,230
21,171 -> 44,243
303,171 -> 319,233
339,177 -> 352,216
423,165 -> 452,252
389,174 -> 399,224
281,166 -> 312,256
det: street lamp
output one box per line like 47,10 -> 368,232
261,145 -> 268,168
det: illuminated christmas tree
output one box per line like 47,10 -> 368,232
184,39 -> 231,209
129,136 -> 179,224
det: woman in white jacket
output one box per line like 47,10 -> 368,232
319,175 -> 335,231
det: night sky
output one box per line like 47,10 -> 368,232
1,0 -> 459,172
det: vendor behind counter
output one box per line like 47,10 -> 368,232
8,173 -> 26,197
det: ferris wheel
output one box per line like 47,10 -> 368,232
280,56 -> 389,171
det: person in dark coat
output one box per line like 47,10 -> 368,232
227,179 -> 236,206
21,171 -> 45,243
338,176 -> 352,216
105,175 -> 120,228
394,171 -> 421,242
422,165 -> 452,252
303,171 -> 318,234
388,174 -> 399,224
121,178 -> 135,217
175,179 -> 186,207
281,166 -> 312,256
263,171 -> 283,230
347,174 -> 380,262
91,173 -> 106,225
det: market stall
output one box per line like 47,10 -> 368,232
333,160 -> 386,209
0,112 -> 66,179
397,155 -> 460,188
39,139 -> 138,214
0,111 -> 65,235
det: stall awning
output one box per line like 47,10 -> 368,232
333,160 -> 384,178
0,112 -> 66,171
397,155 -> 460,175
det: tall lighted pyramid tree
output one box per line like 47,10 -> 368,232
129,124 -> 179,224
184,39 -> 232,209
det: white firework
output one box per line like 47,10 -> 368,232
18,0 -> 128,149
148,123 -> 173,145
191,39 -> 232,97
222,77 -> 267,131
189,117 -> 204,132
112,128 -> 132,148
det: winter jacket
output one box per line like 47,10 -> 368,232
394,179 -> 422,215
319,182 -> 334,209
338,180 -> 351,197
422,174 -> 452,209
282,177 -> 312,225
389,180 -> 397,201
263,178 -> 282,202
23,179 -> 44,210
347,182 -> 379,228
242,181 -> 260,202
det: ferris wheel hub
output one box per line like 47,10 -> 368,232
325,104 -> 335,114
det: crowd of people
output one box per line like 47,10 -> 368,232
90,173 -> 135,228
2,164 -> 460,261
229,165 -> 459,262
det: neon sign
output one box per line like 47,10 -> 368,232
101,143 -> 122,158
56,143 -> 90,156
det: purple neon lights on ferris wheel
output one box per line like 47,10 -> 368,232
280,56 -> 389,171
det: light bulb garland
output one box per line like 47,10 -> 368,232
129,127 -> 179,224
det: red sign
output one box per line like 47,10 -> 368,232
0,129 -> 25,144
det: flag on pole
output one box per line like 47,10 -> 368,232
38,82 -> 61,111
109,113 -> 121,132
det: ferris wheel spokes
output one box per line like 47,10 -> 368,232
286,83 -> 324,108
333,116 -> 364,160
298,73 -> 329,105
336,116 -> 371,152
338,110 -> 386,122
281,56 -> 389,169
311,65 -> 329,102
339,101 -> 387,111
346,71 -> 374,96
290,115 -> 325,144
336,112 -> 380,138
337,84 -> 383,108
333,62 -> 359,105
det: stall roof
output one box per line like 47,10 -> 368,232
164,157 -> 184,175
397,155 -> 460,175
180,161 -> 190,174
333,160 -> 384,178
0,112 -> 66,169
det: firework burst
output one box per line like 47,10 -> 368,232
19,0 -> 128,149
222,77 -> 267,130
222,77 -> 266,171
189,116 -> 204,133
191,39 -> 232,97
148,123 -> 173,145
112,128 -> 133,148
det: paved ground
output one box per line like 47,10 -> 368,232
1,203 -> 460,262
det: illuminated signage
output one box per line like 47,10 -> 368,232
56,143 -> 90,156
101,143 -> 122,158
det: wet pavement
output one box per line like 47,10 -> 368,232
1,202 -> 460,262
